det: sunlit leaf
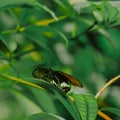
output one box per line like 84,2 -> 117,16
72,93 -> 98,120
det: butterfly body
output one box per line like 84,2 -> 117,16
32,68 -> 83,92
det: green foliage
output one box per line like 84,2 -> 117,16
101,107 -> 120,117
72,94 -> 98,120
28,113 -> 61,120
0,0 -> 120,120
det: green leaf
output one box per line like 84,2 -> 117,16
23,29 -> 49,49
22,26 -> 57,65
0,0 -> 37,9
98,29 -> 116,47
14,80 -> 81,120
0,74 -> 71,119
34,80 -> 81,120
73,17 -> 95,37
53,0 -> 71,8
104,3 -> 119,24
34,2 -> 58,21
28,112 -> 63,120
0,33 -> 17,52
0,0 -> 58,20
93,9 -> 104,23
72,93 -> 98,120
92,2 -> 120,27
53,0 -> 74,15
53,0 -> 67,10
23,25 -> 68,46
101,107 -> 120,117
54,28 -> 69,45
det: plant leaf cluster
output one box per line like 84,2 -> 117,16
0,0 -> 120,120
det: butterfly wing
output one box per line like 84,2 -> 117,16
54,71 -> 83,87
32,67 -> 83,88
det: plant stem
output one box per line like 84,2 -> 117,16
98,110 -> 112,120
95,75 -> 120,120
95,75 -> 120,99
0,74 -> 45,90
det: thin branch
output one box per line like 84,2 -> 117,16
95,75 -> 120,99
98,110 -> 112,120
0,74 -> 45,90
95,75 -> 120,120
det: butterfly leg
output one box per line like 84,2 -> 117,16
53,75 -> 61,87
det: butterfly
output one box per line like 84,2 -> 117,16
32,67 -> 83,92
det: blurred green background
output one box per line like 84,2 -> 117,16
0,0 -> 120,120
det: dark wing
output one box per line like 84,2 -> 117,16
54,71 -> 83,87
